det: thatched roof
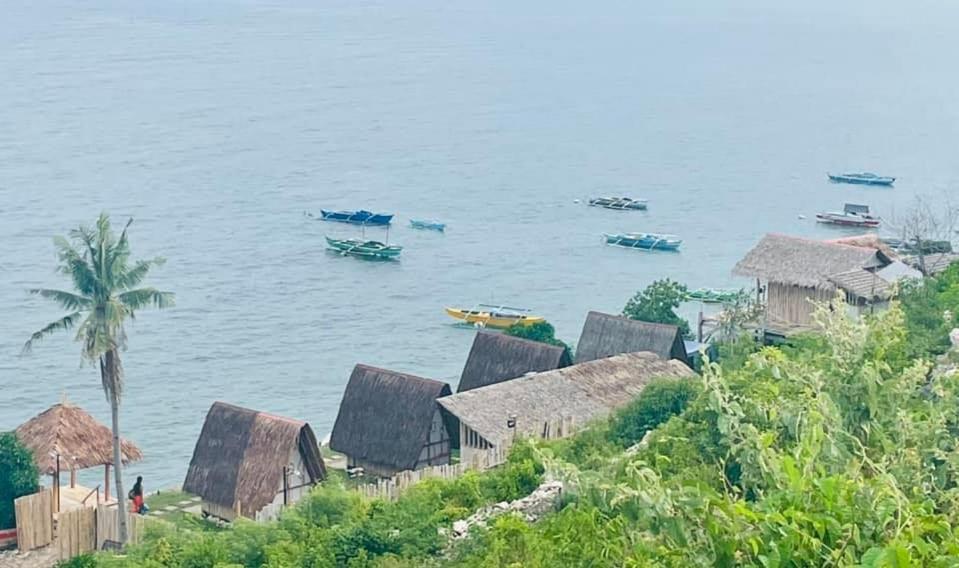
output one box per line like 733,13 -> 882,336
438,352 -> 694,445
825,234 -> 898,258
828,269 -> 892,300
904,253 -> 959,276
734,234 -> 891,288
458,331 -> 571,393
182,402 -> 326,518
575,311 -> 689,365
330,365 -> 452,471
15,403 -> 142,475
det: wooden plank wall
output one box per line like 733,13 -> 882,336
57,507 -> 96,560
14,489 -> 53,551
95,505 -> 146,550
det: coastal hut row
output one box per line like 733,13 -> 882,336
183,402 -> 326,521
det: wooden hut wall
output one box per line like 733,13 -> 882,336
766,282 -> 834,327
413,409 -> 451,469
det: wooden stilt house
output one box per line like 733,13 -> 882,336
330,365 -> 453,477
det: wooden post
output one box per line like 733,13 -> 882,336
70,468 -> 77,489
104,464 -> 111,502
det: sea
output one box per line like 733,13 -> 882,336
2,0 -> 958,487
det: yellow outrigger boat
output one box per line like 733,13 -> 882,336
444,305 -> 545,329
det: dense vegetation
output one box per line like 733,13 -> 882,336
503,320 -> 573,359
0,432 -> 39,529
64,266 -> 959,567
622,278 -> 692,338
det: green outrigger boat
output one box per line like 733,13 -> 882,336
685,288 -> 743,304
326,236 -> 403,259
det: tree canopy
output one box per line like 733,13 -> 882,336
622,278 -> 692,338
0,432 -> 39,529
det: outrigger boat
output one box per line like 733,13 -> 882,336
827,172 -> 895,186
881,237 -> 953,255
685,288 -> 743,304
409,219 -> 446,232
588,197 -> 648,210
444,304 -> 545,329
319,209 -> 394,226
326,236 -> 402,259
815,203 -> 880,228
604,232 -> 682,251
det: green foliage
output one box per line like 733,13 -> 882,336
898,262 -> 959,358
56,555 -> 98,568
609,377 -> 703,447
0,432 -> 39,529
623,278 -> 692,338
503,321 -> 573,359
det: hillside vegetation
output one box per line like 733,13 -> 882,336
65,266 -> 959,567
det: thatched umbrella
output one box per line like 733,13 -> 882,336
15,402 -> 143,509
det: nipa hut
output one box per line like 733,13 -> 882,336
15,402 -> 142,509
182,402 -> 326,521
733,234 -> 904,334
574,311 -> 689,366
457,331 -> 571,393
438,352 -> 695,463
330,365 -> 453,477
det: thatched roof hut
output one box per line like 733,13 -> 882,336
183,402 -> 326,520
439,352 -> 694,447
575,311 -> 689,366
15,402 -> 142,475
458,331 -> 571,393
330,365 -> 453,476
733,234 -> 891,290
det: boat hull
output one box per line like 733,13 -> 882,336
444,307 -> 545,329
588,197 -> 648,210
604,233 -> 681,251
815,214 -> 880,228
320,210 -> 394,225
827,174 -> 895,186
410,220 -> 446,231
326,237 -> 402,259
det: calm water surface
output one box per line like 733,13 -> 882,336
2,0 -> 958,486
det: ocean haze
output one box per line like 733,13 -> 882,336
1,0 -> 958,486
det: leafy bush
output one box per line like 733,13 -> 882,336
609,377 -> 703,447
622,278 -> 691,338
503,321 -> 573,359
0,432 -> 39,529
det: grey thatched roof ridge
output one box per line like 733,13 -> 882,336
733,233 -> 890,288
458,331 -> 571,393
329,364 -> 452,471
574,311 -> 689,365
828,269 -> 892,300
183,401 -> 326,518
438,351 -> 695,445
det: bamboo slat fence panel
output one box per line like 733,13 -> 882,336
95,505 -> 147,549
14,489 -> 53,551
57,506 -> 96,560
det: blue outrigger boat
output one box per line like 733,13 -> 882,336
409,219 -> 446,232
604,232 -> 682,251
320,209 -> 394,225
326,236 -> 402,259
827,172 -> 895,186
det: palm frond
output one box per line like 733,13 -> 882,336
29,288 -> 92,311
22,312 -> 83,354
115,258 -> 165,291
55,237 -> 100,297
117,288 -> 175,311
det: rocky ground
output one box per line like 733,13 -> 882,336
0,546 -> 58,568
448,480 -> 565,541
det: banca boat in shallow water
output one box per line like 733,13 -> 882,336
827,172 -> 895,186
604,232 -> 682,251
409,219 -> 446,232
815,203 -> 880,228
588,196 -> 648,210
685,288 -> 743,304
326,236 -> 403,259
444,305 -> 545,329
319,209 -> 394,225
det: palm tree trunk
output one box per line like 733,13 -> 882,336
102,349 -> 128,543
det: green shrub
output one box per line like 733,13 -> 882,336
56,555 -> 98,568
622,278 -> 692,338
609,377 -> 703,447
503,321 -> 573,359
0,432 -> 39,529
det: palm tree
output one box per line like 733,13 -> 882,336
23,213 -> 173,543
